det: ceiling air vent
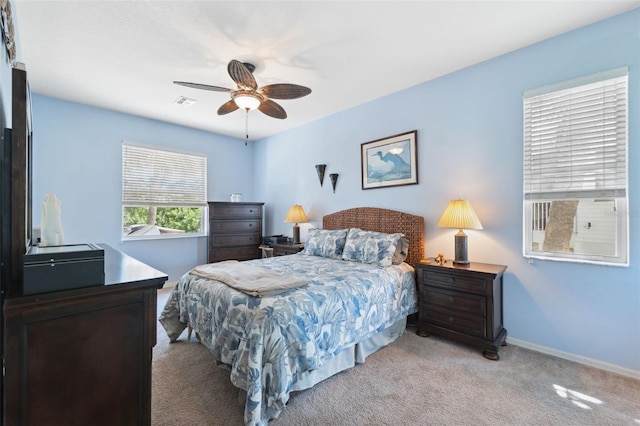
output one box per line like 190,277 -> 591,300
175,96 -> 196,106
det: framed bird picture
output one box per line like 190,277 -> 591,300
361,130 -> 418,190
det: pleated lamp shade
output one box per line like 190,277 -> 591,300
284,205 -> 308,244
438,200 -> 482,266
438,200 -> 483,230
284,205 -> 308,224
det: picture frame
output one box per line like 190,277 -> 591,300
361,130 -> 418,190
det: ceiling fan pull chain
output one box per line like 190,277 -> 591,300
245,108 -> 249,146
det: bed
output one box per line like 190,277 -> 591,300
159,207 -> 424,425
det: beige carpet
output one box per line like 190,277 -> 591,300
152,287 -> 639,425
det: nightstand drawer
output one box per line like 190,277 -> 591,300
273,243 -> 304,256
425,308 -> 486,338
422,287 -> 486,316
422,270 -> 487,295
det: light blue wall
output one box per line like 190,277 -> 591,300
30,96 -> 255,281
254,9 -> 640,373
22,9 -> 639,373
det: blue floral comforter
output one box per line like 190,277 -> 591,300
159,253 -> 418,425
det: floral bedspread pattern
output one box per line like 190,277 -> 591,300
159,254 -> 418,426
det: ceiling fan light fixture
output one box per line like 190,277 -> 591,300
232,91 -> 262,110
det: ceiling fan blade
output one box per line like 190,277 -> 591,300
217,99 -> 239,115
260,84 -> 311,100
228,60 -> 257,90
173,81 -> 231,92
258,99 -> 287,119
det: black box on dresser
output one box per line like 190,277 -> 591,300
23,243 -> 105,295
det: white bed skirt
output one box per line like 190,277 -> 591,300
235,317 -> 408,406
291,317 -> 408,391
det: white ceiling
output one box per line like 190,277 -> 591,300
14,1 -> 640,141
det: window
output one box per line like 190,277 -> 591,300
122,142 -> 207,240
523,67 -> 628,266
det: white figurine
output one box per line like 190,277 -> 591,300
40,193 -> 64,246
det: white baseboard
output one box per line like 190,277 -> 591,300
507,337 -> 640,380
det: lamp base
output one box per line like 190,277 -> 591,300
292,225 -> 301,244
453,231 -> 470,266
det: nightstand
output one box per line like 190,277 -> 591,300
272,242 -> 305,256
414,259 -> 507,360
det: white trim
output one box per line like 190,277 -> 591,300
122,139 -> 207,158
507,337 -> 639,380
122,232 -> 207,242
523,66 -> 628,98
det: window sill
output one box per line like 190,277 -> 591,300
122,232 -> 207,242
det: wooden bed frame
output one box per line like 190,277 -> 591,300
323,207 -> 425,266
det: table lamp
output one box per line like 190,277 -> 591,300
284,204 -> 308,244
437,199 -> 483,266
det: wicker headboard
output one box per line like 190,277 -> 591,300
323,207 -> 425,266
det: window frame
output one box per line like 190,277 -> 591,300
522,68 -> 629,266
121,141 -> 208,241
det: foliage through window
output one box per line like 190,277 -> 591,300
122,142 -> 207,239
523,68 -> 628,266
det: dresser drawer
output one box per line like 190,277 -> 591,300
422,270 -> 487,295
422,287 -> 486,316
424,308 -> 486,338
211,219 -> 260,234
209,246 -> 260,262
210,204 -> 262,219
210,233 -> 261,247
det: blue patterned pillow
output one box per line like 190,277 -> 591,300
302,228 -> 349,259
342,228 -> 405,267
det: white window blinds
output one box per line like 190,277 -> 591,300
523,67 -> 627,200
122,142 -> 207,207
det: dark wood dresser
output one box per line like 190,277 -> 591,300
414,259 -> 507,360
3,244 -> 167,426
208,201 -> 264,263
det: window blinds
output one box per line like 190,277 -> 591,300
523,68 -> 627,200
122,142 -> 207,207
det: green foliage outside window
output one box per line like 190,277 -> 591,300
123,206 -> 202,233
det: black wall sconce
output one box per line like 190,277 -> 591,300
329,173 -> 339,193
315,164 -> 326,187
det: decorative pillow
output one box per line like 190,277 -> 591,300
342,228 -> 405,267
302,228 -> 349,259
392,237 -> 410,265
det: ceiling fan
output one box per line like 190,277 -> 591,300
174,59 -> 311,120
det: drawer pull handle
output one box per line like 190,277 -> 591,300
249,210 -> 253,213
448,296 -> 455,303
448,317 -> 455,323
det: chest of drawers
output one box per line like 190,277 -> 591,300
208,201 -> 264,262
414,260 -> 507,360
